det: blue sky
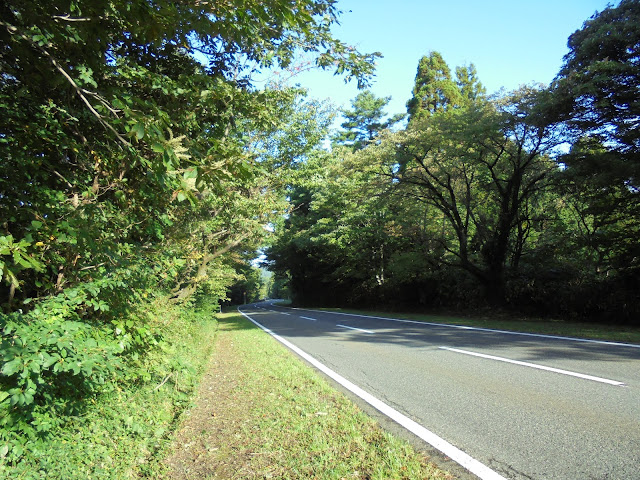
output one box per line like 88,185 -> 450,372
276,0 -> 617,122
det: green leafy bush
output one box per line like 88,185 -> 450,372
0,303 -> 124,462
0,295 -> 219,479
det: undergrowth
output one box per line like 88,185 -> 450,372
0,294 -> 218,479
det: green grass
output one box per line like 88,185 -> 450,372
2,297 -> 219,480
301,306 -> 640,344
165,311 -> 453,480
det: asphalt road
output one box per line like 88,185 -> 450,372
238,302 -> 640,480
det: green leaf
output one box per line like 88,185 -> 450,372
112,97 -> 125,109
42,354 -> 60,369
184,168 -> 198,180
132,123 -> 145,140
2,358 -> 22,376
77,66 -> 98,88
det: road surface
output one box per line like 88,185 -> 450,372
238,302 -> 640,480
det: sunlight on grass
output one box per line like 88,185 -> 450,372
197,312 -> 453,480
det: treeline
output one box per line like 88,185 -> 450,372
0,0 -> 376,465
267,0 -> 640,324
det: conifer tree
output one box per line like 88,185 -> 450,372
334,90 -> 404,150
406,51 -> 461,123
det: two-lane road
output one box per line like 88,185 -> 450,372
238,302 -> 640,480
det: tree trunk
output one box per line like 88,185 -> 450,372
483,271 -> 507,307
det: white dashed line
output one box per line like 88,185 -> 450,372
439,347 -> 626,386
337,324 -> 374,334
292,308 -> 640,349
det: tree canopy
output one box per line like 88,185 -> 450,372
542,0 -> 640,193
268,5 -> 640,322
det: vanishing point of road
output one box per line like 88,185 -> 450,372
239,302 -> 640,480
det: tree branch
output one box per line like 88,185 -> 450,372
0,20 -> 131,147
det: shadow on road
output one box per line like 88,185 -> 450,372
238,304 -> 640,364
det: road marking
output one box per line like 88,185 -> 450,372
439,347 -> 626,387
238,308 -> 507,480
337,324 -> 374,334
300,316 -> 317,321
290,308 -> 640,349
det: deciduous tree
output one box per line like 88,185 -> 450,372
394,88 -> 559,304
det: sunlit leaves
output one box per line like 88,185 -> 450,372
0,0 -> 376,459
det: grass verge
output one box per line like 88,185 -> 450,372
297,306 -> 640,345
163,311 -> 453,480
2,297 -> 219,480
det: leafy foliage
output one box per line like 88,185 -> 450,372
1,296 -> 219,478
406,51 -> 461,123
395,89 -> 560,304
548,0 -> 640,172
269,39 -> 640,322
0,0 -> 378,463
539,0 -> 640,282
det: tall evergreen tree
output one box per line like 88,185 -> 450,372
541,0 -> 640,277
406,52 -> 461,123
455,64 -> 486,104
546,0 -> 640,188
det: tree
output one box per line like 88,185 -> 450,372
455,63 -> 486,104
266,148 -> 403,306
334,90 -> 404,150
0,0 -> 379,308
0,0 -> 380,452
392,88 -> 560,305
406,52 -> 462,123
546,0 -> 640,188
540,0 -> 640,280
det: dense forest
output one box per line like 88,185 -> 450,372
0,0 -> 638,468
266,0 -> 640,323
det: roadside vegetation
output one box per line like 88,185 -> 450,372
267,1 -> 640,326
1,0 -> 375,471
164,311 -> 453,480
1,296 -> 218,479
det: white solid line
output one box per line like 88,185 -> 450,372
439,347 -> 626,387
237,308 -> 507,480
289,308 -> 640,349
337,324 -> 374,334
300,316 -> 317,321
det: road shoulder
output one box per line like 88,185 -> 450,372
163,312 -> 453,479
